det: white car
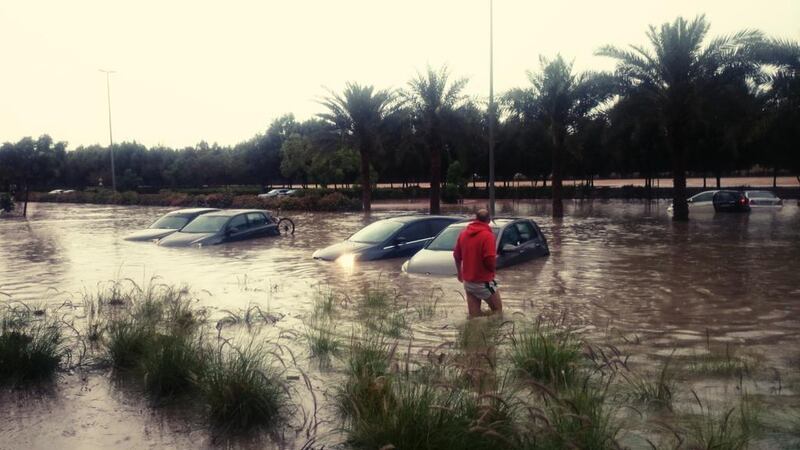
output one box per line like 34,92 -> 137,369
668,190 -> 718,212
47,189 -> 75,195
745,190 -> 782,208
257,188 -> 298,198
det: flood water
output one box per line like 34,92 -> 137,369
1,200 -> 799,449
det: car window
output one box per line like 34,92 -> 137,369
399,221 -> 431,242
715,191 -> 738,202
349,220 -> 404,244
181,216 -> 229,233
692,192 -> 714,202
150,215 -> 190,230
429,219 -> 455,235
247,213 -> 267,227
227,214 -> 248,231
500,225 -> 522,247
514,221 -> 536,243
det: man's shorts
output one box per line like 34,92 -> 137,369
463,280 -> 499,300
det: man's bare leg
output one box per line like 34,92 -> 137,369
466,292 -> 483,317
485,291 -> 503,313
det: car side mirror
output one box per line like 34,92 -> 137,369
501,243 -> 517,253
687,198 -> 693,203
395,236 -> 408,246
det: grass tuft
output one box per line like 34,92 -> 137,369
621,356 -> 675,409
202,344 -> 287,433
0,319 -> 63,386
509,321 -> 583,386
685,393 -> 760,450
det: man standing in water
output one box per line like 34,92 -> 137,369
453,209 -> 502,317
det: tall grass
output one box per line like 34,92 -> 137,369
620,356 -> 675,409
0,319 -> 63,386
685,393 -> 760,450
509,321 -> 583,386
202,344 -> 287,433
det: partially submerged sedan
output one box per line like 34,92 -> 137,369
312,215 -> 461,262
744,190 -> 783,208
124,208 -> 219,242
157,209 -> 289,247
402,218 -> 549,276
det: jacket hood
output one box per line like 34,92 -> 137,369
465,221 -> 492,237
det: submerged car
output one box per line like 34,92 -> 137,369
157,209 -> 292,247
312,215 -> 461,262
712,190 -> 750,212
744,190 -> 782,208
124,208 -> 220,242
402,218 -> 549,276
668,190 -> 718,213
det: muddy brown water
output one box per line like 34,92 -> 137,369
1,201 -> 799,449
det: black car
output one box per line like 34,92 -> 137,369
312,215 -> 461,262
157,209 -> 286,247
713,190 -> 750,213
124,208 -> 220,242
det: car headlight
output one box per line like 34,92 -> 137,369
336,253 -> 357,271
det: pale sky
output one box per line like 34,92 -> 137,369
1,0 -> 798,150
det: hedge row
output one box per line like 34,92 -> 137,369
28,190 -> 361,212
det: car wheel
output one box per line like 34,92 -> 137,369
277,218 -> 295,235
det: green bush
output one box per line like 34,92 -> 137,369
0,318 -> 63,386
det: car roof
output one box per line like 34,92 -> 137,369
745,190 -> 774,194
204,209 -> 272,217
445,218 -> 521,231
386,215 -> 461,224
167,208 -> 220,215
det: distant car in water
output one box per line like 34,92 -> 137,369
713,190 -> 750,212
47,189 -> 75,195
668,190 -> 718,213
157,209 -> 294,247
312,215 -> 461,262
258,188 -> 298,198
402,218 -> 549,276
744,190 -> 782,208
124,207 -> 220,242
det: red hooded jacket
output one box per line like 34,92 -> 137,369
453,221 -> 497,282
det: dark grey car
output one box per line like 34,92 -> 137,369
124,208 -> 220,242
312,215 -> 461,262
402,218 -> 549,275
157,209 -> 282,247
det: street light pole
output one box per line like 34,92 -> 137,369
99,69 -> 117,192
488,0 -> 496,217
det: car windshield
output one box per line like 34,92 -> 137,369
180,216 -> 229,233
349,220 -> 404,244
427,228 -> 463,251
149,215 -> 190,230
427,226 -> 499,251
748,191 -> 777,199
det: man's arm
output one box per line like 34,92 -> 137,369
453,238 -> 463,282
482,235 -> 497,274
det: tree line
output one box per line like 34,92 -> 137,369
1,16 -> 798,220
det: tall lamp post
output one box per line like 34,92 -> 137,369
99,69 -> 117,192
488,0 -> 496,216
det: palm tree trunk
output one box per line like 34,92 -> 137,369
429,145 -> 441,214
551,128 -> 564,218
671,145 -> 689,221
360,149 -> 371,212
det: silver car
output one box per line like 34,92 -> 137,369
124,208 -> 220,241
668,190 -> 718,213
402,218 -> 549,276
744,190 -> 783,208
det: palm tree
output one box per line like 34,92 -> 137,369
597,15 -> 763,221
318,83 -> 394,212
506,55 -> 612,218
401,65 -> 468,214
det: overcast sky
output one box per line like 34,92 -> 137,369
2,0 -> 798,150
